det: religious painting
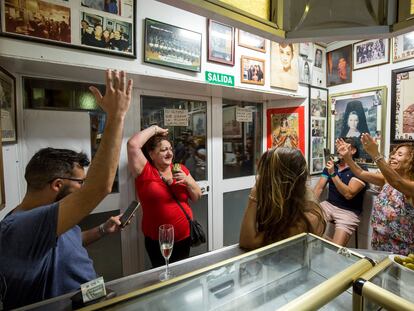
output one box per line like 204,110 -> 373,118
266,106 -> 305,154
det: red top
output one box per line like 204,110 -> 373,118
135,162 -> 193,241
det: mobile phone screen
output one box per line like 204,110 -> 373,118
120,201 -> 140,227
323,148 -> 332,164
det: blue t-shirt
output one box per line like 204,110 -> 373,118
322,165 -> 367,214
0,203 -> 97,309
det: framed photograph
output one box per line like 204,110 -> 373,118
326,45 -> 352,87
393,31 -> 414,63
329,86 -> 387,166
208,20 -> 234,66
238,29 -> 266,53
299,42 -> 313,59
353,38 -> 390,70
1,0 -> 136,58
223,106 -> 242,139
391,66 -> 414,142
0,66 -> 17,144
0,122 -> 4,210
144,18 -> 202,72
240,56 -> 265,85
312,44 -> 326,87
270,42 -> 299,91
266,106 -> 305,154
192,112 -> 206,136
309,86 -> 328,175
299,57 -> 313,85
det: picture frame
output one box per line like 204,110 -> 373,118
312,44 -> 326,87
144,18 -> 202,72
391,66 -> 414,143
299,57 -> 313,85
223,106 -> 242,139
0,66 -> 17,144
299,42 -> 313,59
270,42 -> 299,91
0,121 -> 4,210
240,56 -> 265,85
208,20 -> 234,66
353,38 -> 390,70
238,29 -> 266,53
393,31 -> 414,63
309,86 -> 328,175
329,86 -> 387,166
192,112 -> 206,136
1,0 -> 136,58
266,106 -> 305,154
326,45 -> 352,87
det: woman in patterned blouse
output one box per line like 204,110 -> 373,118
337,134 -> 414,255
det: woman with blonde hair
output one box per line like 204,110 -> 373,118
239,147 -> 326,250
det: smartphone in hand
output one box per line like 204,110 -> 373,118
323,148 -> 333,164
120,201 -> 140,228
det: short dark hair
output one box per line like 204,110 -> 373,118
25,148 -> 90,191
142,134 -> 171,163
343,137 -> 359,158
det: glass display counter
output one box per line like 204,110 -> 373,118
353,257 -> 414,311
83,233 -> 374,310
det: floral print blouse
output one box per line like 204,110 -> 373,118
371,183 -> 414,255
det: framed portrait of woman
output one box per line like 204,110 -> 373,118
309,86 -> 328,175
391,66 -> 414,143
270,42 -> 299,91
329,86 -> 387,166
326,45 -> 352,87
266,106 -> 305,154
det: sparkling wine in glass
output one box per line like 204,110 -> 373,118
159,224 -> 174,281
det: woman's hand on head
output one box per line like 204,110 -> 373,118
153,125 -> 169,136
360,133 -> 379,157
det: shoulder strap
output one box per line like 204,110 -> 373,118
157,169 -> 191,222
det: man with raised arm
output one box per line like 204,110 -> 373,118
0,70 -> 132,309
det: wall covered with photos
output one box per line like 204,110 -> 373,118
326,34 -> 414,161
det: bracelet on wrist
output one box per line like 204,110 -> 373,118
99,223 -> 106,236
329,172 -> 337,178
373,154 -> 384,163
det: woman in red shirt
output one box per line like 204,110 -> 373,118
127,125 -> 202,267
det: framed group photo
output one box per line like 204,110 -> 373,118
353,38 -> 390,70
238,30 -> 266,53
329,86 -> 387,166
208,20 -> 234,66
326,45 -> 352,87
391,66 -> 414,142
240,56 -> 265,85
1,0 -> 136,57
0,66 -> 17,144
144,18 -> 202,72
266,106 -> 305,154
393,31 -> 414,63
309,86 -> 328,175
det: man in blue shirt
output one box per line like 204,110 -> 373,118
313,138 -> 367,246
0,70 -> 133,309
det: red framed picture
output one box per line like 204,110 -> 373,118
266,106 -> 305,154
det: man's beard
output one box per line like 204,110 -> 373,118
55,185 -> 71,202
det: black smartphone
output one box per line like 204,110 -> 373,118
120,201 -> 140,228
323,148 -> 333,164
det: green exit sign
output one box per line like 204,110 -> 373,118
205,71 -> 234,87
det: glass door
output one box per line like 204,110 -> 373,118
211,98 -> 265,249
139,93 -> 211,269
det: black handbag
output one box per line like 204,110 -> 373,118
159,171 -> 206,247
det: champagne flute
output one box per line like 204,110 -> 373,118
159,224 -> 174,281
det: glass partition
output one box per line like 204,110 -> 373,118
91,234 -> 371,310
222,99 -> 262,179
